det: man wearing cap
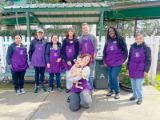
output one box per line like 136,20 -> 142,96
29,28 -> 47,93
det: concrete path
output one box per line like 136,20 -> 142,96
0,86 -> 160,120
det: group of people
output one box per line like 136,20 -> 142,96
6,22 -> 151,112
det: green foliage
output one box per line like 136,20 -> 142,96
155,74 -> 160,91
120,63 -> 149,88
120,63 -> 131,88
37,0 -> 60,3
0,29 -> 36,36
0,26 -> 82,37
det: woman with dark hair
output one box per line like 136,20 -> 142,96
103,27 -> 128,99
6,35 -> 28,94
62,28 -> 79,93
67,54 -> 92,112
45,35 -> 62,92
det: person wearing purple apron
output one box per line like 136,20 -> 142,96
62,28 -> 79,93
68,54 -> 92,112
6,35 -> 28,94
103,27 -> 128,99
79,23 -> 98,92
46,35 -> 62,92
29,28 -> 47,93
127,34 -> 151,105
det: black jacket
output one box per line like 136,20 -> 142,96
28,37 -> 47,62
45,42 -> 62,64
6,42 -> 28,65
61,38 -> 79,64
127,42 -> 151,73
103,37 -> 128,62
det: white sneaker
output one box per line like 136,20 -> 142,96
21,88 -> 25,94
16,89 -> 21,95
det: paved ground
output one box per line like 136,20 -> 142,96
0,86 -> 160,120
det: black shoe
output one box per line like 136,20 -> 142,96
34,86 -> 39,93
129,96 -> 137,101
114,93 -> 120,99
67,96 -> 71,103
137,100 -> 143,105
106,91 -> 114,96
65,89 -> 70,93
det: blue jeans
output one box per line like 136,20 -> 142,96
49,73 -> 61,89
108,65 -> 122,93
89,61 -> 96,90
131,78 -> 144,101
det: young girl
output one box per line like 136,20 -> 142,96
29,29 -> 47,93
127,34 -> 151,105
103,27 -> 128,99
45,35 -> 62,92
6,35 -> 28,94
62,28 -> 79,93
68,54 -> 92,112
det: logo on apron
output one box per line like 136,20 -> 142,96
135,52 -> 140,57
110,46 -> 114,51
20,50 -> 24,55
54,52 -> 58,56
85,43 -> 88,48
68,48 -> 72,53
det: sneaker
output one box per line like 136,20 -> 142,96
129,96 -> 137,101
20,88 -> 25,94
65,89 -> 70,93
48,88 -> 54,93
42,85 -> 46,92
91,89 -> 94,95
16,89 -> 21,95
34,86 -> 39,93
57,88 -> 62,92
137,100 -> 143,105
106,91 -> 114,96
114,93 -> 120,99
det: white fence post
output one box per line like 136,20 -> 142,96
148,36 -> 160,83
0,36 -> 6,73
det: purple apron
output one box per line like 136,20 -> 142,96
71,79 -> 91,93
62,41 -> 75,71
80,35 -> 95,63
104,40 -> 124,67
129,47 -> 145,78
47,48 -> 61,73
11,46 -> 28,71
31,42 -> 46,67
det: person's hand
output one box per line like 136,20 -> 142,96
9,64 -> 12,68
103,61 -> 107,67
47,64 -> 50,68
73,59 -> 77,63
94,53 -> 97,59
67,61 -> 72,66
144,72 -> 148,77
57,58 -> 61,63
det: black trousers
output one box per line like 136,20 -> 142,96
34,67 -> 45,86
11,71 -> 26,90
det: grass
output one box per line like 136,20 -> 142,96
155,74 -> 160,91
